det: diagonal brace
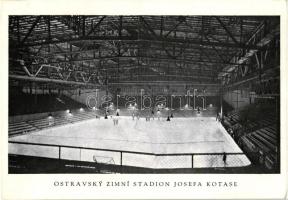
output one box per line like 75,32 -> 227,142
87,16 -> 106,36
214,17 -> 239,45
20,16 -> 42,45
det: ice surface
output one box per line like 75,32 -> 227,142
9,117 -> 251,168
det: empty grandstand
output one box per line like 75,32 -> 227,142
8,16 -> 280,173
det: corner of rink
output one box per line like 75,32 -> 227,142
217,121 -> 251,167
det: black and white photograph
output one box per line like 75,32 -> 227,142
1,0 -> 288,199
8,15 -> 281,174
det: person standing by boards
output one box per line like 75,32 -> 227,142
223,152 -> 227,166
151,110 -> 155,120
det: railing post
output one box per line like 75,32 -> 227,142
59,146 -> 61,160
191,154 -> 194,168
120,152 -> 123,174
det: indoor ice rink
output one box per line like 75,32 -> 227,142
8,15 -> 280,173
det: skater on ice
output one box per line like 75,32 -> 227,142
167,116 -> 170,121
157,109 -> 161,120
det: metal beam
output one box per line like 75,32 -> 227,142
17,17 -> 20,43
160,16 -> 164,37
215,17 -> 239,45
9,74 -> 98,86
110,74 -> 215,79
86,16 -> 106,36
222,75 -> 258,89
29,55 -> 247,66
140,17 -> 158,37
102,65 -> 234,75
46,16 -> 51,42
82,16 -> 86,36
20,16 -> 42,45
140,17 -> 186,60
164,20 -> 184,38
109,81 -> 221,87
14,35 -> 263,50
119,16 -> 123,38
29,45 -> 221,57
219,24 -> 279,78
204,34 -> 227,63
225,20 -> 266,66
200,46 -> 213,63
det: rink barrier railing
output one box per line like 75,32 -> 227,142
8,141 -> 247,168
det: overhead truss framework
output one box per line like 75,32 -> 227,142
9,15 -> 280,89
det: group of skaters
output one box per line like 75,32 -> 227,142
132,109 -> 174,122
97,107 -> 175,125
100,109 -> 120,126
132,112 -> 140,121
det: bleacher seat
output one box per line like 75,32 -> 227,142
9,121 -> 38,136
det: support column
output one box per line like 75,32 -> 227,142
95,88 -> 99,108
140,89 -> 144,110
220,88 -> 223,118
193,89 -> 196,110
